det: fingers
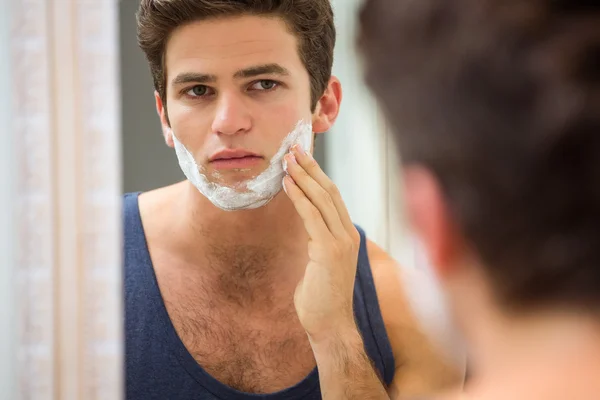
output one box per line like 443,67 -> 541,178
288,145 -> 357,238
282,175 -> 332,242
284,150 -> 347,239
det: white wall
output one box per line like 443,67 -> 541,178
328,0 -> 420,268
328,0 -> 389,247
0,0 -> 16,398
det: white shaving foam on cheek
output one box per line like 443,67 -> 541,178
171,120 -> 312,211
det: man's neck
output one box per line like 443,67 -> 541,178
175,180 -> 307,248
467,306 -> 600,400
147,182 -> 310,307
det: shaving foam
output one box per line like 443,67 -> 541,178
172,120 -> 312,211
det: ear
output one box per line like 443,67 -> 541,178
155,90 -> 174,148
402,166 -> 462,279
312,76 -> 342,134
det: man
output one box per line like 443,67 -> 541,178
355,0 -> 600,399
125,1 -> 462,399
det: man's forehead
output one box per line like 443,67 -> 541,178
165,16 -> 299,65
164,16 -> 302,82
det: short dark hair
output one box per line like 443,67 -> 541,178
136,0 -> 336,119
358,0 -> 600,313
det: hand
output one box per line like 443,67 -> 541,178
283,144 -> 361,342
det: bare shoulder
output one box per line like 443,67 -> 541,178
366,240 -> 465,397
364,240 -> 407,343
138,183 -> 182,211
137,183 -> 185,238
138,183 -> 183,218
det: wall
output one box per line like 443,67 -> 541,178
7,1 -> 123,398
328,0 -> 421,269
119,0 -> 183,193
0,0 -> 17,398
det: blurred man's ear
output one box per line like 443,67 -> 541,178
403,166 -> 462,279
312,76 -> 342,134
154,91 -> 174,148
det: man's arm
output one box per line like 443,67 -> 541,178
305,240 -> 465,400
309,325 -> 390,399
282,145 -> 463,398
282,145 -> 391,399
367,240 -> 466,398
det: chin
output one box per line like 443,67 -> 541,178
209,168 -> 262,186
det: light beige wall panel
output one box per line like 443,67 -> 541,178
10,1 -> 122,399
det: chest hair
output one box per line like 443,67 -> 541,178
156,245 -> 316,393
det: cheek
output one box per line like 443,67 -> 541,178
265,113 -> 311,156
252,100 -> 311,141
169,104 -> 212,150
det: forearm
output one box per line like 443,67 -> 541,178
309,326 -> 390,400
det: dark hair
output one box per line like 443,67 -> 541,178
358,0 -> 600,312
137,0 -> 336,120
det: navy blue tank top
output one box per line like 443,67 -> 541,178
124,192 -> 395,399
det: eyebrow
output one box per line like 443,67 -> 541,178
171,63 -> 290,86
233,63 -> 291,79
172,72 -> 217,86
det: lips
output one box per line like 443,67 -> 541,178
209,149 -> 264,170
209,149 -> 262,162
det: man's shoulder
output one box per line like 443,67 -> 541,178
365,239 -> 465,393
125,184 -> 182,219
364,240 -> 404,314
364,240 -> 411,348
122,186 -> 178,242
365,239 -> 462,355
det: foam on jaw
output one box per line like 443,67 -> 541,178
172,120 -> 313,211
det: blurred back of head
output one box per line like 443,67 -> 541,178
357,0 -> 600,316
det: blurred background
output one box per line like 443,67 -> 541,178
0,0 -> 429,399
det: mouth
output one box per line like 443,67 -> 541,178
209,149 -> 264,170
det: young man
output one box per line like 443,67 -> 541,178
357,0 -> 600,399
125,1 -> 462,399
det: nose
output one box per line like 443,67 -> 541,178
211,92 -> 252,136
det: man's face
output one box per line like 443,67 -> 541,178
157,15 -> 326,188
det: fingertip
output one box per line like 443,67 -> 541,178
284,175 -> 296,186
291,144 -> 305,158
283,175 -> 297,197
282,177 -> 289,195
285,152 -> 298,166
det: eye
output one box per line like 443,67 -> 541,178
250,80 -> 279,91
186,85 -> 212,97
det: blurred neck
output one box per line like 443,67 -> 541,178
451,268 -> 600,399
